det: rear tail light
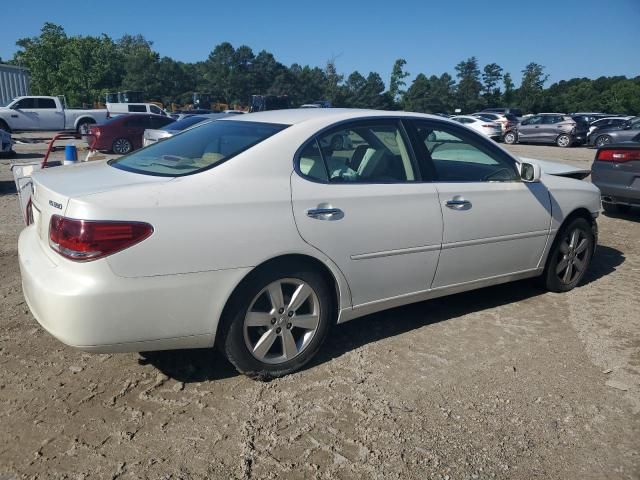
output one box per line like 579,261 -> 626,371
49,215 -> 153,261
596,149 -> 640,163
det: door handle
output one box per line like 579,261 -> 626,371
445,198 -> 472,210
306,207 -> 344,220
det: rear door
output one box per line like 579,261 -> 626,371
408,119 -> 551,288
35,97 -> 64,130
291,119 -> 443,307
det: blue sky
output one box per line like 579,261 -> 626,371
1,0 -> 638,88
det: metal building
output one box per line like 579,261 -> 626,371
0,64 -> 30,106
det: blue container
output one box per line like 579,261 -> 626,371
64,145 -> 78,164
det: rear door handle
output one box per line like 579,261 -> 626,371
445,198 -> 472,210
306,207 -> 344,220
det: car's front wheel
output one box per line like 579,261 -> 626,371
556,134 -> 572,148
112,138 -> 132,154
220,267 -> 333,379
541,217 -> 594,292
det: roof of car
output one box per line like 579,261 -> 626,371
221,108 -> 441,126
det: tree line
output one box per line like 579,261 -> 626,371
8,23 -> 640,115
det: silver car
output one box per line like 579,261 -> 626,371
591,143 -> 640,214
143,113 -> 230,147
589,117 -> 640,147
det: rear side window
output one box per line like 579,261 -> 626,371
124,116 -> 146,128
149,116 -> 174,129
298,121 -> 416,184
111,120 -> 287,177
128,105 -> 147,113
37,98 -> 57,109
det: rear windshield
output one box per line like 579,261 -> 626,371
167,116 -> 208,131
110,120 -> 287,177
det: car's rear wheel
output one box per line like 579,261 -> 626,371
112,138 -> 132,154
602,202 -> 631,214
503,131 -> 517,144
541,217 -> 594,292
595,135 -> 612,147
556,134 -> 572,148
220,267 -> 333,379
77,119 -> 94,135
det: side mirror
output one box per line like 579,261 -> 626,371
520,162 -> 541,183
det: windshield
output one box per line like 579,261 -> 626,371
110,120 -> 288,177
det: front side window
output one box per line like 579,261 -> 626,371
413,122 -> 519,183
150,105 -> 161,114
304,122 -> 416,183
14,98 -> 36,109
111,120 -> 287,177
523,116 -> 543,125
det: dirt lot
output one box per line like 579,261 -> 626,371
1,135 -> 639,479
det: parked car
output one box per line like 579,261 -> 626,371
589,117 -> 640,147
107,102 -> 169,117
471,112 -> 518,133
591,143 -> 640,214
504,113 -> 587,147
587,116 -> 633,141
451,115 -> 502,139
89,114 -> 175,154
481,107 -> 524,118
0,128 -> 14,157
143,113 -> 229,147
0,96 -> 108,133
570,112 -> 611,125
19,109 -> 600,378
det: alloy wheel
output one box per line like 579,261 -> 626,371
556,228 -> 589,284
243,278 -> 321,364
113,138 -> 132,154
557,134 -> 571,147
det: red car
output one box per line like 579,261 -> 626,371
89,114 -> 175,154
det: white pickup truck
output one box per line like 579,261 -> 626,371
0,96 -> 108,133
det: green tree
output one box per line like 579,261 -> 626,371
518,62 -> 548,112
324,59 -> 344,106
454,57 -> 483,112
502,72 -> 515,105
482,63 -> 503,107
14,23 -> 69,97
389,58 -> 409,105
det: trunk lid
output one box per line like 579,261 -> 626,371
30,160 -> 171,252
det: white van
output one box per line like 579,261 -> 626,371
106,103 -> 168,117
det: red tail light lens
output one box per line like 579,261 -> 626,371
49,215 -> 153,261
597,149 -> 640,163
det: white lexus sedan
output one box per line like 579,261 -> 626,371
18,109 -> 600,378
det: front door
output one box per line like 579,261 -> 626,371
409,120 -> 552,289
291,119 -> 443,307
9,98 -> 40,130
517,115 -> 544,143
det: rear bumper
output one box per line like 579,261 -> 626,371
18,225 -> 251,352
592,162 -> 640,205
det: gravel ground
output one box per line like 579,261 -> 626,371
0,134 -> 638,479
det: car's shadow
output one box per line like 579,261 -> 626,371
0,180 -> 17,195
603,209 -> 640,224
141,245 -> 625,383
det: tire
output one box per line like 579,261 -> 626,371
330,135 -> 344,150
112,138 -> 132,154
541,217 -> 595,293
503,131 -> 517,144
556,134 -> 572,148
220,266 -> 333,379
0,120 -> 11,133
595,135 -> 612,148
77,119 -> 94,135
602,202 -> 631,214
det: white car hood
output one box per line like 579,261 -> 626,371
519,157 -> 590,178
